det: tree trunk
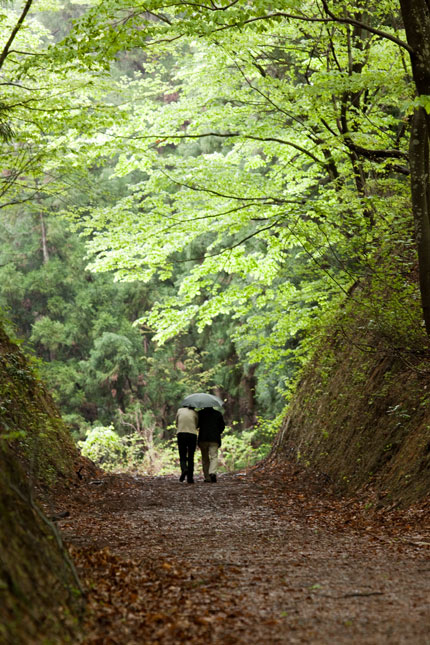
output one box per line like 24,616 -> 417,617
40,213 -> 49,264
409,107 -> 430,333
398,0 -> 430,334
239,364 -> 257,429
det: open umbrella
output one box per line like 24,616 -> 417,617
180,392 -> 224,409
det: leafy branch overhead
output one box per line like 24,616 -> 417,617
61,0 -> 420,345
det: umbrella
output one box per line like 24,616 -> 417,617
180,392 -> 224,409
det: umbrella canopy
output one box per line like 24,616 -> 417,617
180,392 -> 224,409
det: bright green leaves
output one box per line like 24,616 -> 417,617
1,0 -> 419,410
65,2 -> 414,387
0,2 -> 121,217
416,95 -> 430,114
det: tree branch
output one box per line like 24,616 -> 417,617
162,0 -> 241,10
144,130 -> 326,166
320,0 -> 411,52
174,219 -> 282,262
0,0 -> 34,70
345,141 -> 409,161
207,9 -> 412,53
158,167 -> 304,203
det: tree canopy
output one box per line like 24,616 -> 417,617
66,0 -> 420,347
1,0 -> 430,451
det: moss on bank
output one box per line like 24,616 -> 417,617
0,325 -> 77,486
0,323 -> 83,644
0,446 -> 83,644
273,280 -> 430,506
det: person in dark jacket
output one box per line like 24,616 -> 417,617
197,407 -> 225,483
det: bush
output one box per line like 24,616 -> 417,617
78,424 -> 179,474
122,434 -> 178,476
78,425 -> 125,470
219,428 -> 259,471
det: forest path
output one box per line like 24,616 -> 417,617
58,461 -> 430,644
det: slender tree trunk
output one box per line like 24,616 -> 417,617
398,0 -> 430,334
338,15 -> 375,226
40,213 -> 49,264
239,364 -> 257,429
409,107 -> 430,333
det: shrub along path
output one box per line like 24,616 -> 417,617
54,460 -> 430,644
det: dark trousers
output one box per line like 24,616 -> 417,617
177,432 -> 197,482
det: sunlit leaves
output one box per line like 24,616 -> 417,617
60,1 -> 415,391
0,2 -> 126,215
1,0 -> 418,402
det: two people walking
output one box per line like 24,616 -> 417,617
175,405 -> 225,484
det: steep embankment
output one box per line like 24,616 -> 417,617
273,286 -> 430,506
0,323 -> 84,644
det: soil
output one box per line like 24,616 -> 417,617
53,459 -> 430,644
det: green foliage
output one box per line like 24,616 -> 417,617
219,427 -> 267,472
0,1 -> 121,223
218,411 -> 286,472
64,0 -> 416,400
0,0 -> 426,477
78,422 -> 176,475
78,425 -> 125,468
121,433 -> 177,476
0,206 -> 276,444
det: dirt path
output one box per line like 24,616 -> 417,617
56,462 -> 430,644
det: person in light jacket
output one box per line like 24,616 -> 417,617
175,405 -> 199,484
198,407 -> 225,483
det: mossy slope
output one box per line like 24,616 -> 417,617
274,307 -> 430,506
0,324 -> 83,644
